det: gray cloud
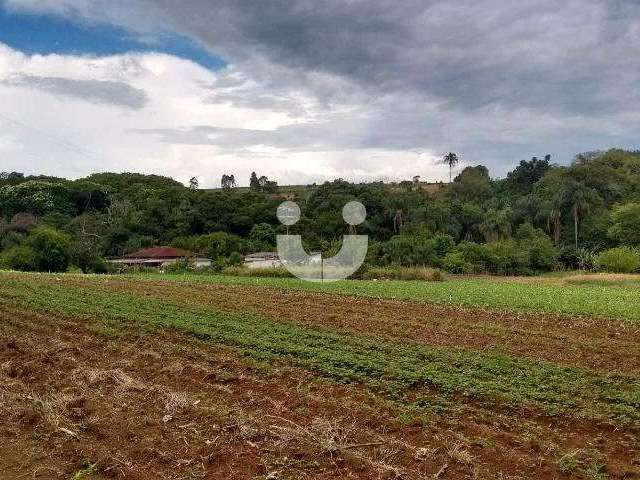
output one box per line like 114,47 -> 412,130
3,74 -> 148,109
53,0 -> 637,112
12,0 -> 640,111
6,0 -> 640,175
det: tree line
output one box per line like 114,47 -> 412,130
1,148 -> 640,274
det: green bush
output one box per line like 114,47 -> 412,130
227,251 -> 243,266
516,225 -> 559,271
0,245 -> 38,271
595,247 -> 640,273
26,227 -> 72,272
485,241 -> 531,275
383,233 -> 436,266
576,248 -> 597,271
164,258 -> 195,274
447,240 -> 530,275
107,264 -> 157,274
249,223 -> 276,250
432,233 -> 456,260
381,232 -> 455,267
442,251 -> 467,274
608,203 -> 640,247
1,231 -> 26,250
454,241 -> 490,269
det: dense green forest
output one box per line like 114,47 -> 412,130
2,148 -> 640,275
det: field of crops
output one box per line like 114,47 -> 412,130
0,271 -> 638,479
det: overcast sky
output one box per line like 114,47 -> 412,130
0,0 -> 639,187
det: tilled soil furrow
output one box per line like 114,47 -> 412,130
0,307 -> 639,479
50,276 -> 640,373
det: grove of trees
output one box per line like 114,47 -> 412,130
2,149 -> 640,275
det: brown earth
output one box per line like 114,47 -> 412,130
1,302 -> 639,479
53,276 -> 640,374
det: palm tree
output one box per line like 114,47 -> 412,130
393,209 -> 403,233
442,152 -> 459,183
546,195 -> 562,246
479,208 -> 512,242
563,182 -> 600,249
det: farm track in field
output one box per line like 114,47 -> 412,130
51,276 -> 640,373
1,307 -> 639,480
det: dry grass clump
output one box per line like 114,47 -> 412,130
447,442 -> 473,465
563,272 -> 640,286
28,392 -> 85,430
76,368 -> 146,393
163,391 -> 190,415
309,417 -> 358,452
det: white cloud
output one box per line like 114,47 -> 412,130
0,43 -> 446,186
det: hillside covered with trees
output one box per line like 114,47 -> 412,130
2,149 -> 640,275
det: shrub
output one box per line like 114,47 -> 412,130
595,247 -> 640,273
559,247 -> 581,270
0,245 -> 38,271
442,251 -> 467,274
485,241 -> 530,275
454,241 -> 490,268
0,231 -> 26,250
432,233 -> 456,260
248,223 -> 276,249
576,248 -> 597,271
227,251 -> 243,266
26,227 -> 72,272
383,233 -> 436,266
107,264 -> 157,274
164,258 -> 195,274
514,223 -> 559,271
608,203 -> 640,246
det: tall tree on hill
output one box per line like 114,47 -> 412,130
546,194 -> 563,246
249,172 -> 260,191
564,182 -> 600,249
442,152 -> 459,183
189,177 -> 199,189
221,174 -> 235,190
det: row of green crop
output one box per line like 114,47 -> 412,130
132,273 -> 640,322
1,274 -> 638,423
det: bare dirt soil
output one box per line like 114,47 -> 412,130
1,302 -> 639,479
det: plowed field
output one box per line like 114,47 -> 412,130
0,272 -> 638,479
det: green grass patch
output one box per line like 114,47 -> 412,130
131,272 -> 640,321
1,273 -> 638,424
